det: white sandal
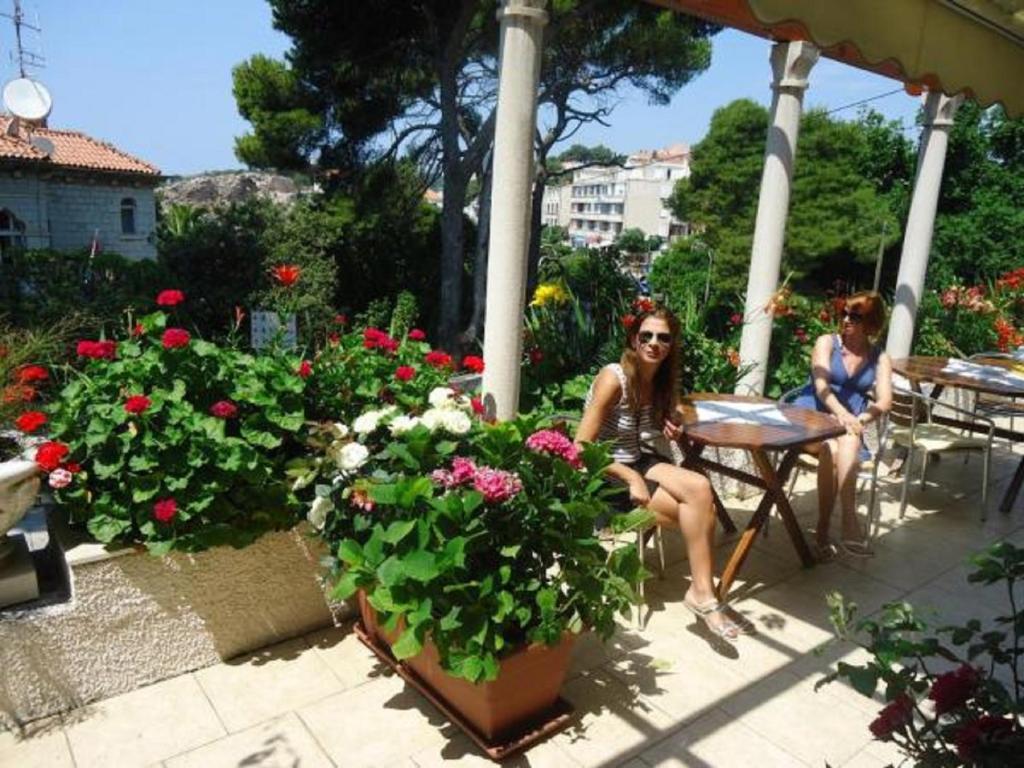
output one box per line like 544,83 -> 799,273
684,596 -> 740,641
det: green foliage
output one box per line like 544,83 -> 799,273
820,541 -> 1024,766
313,403 -> 642,683
649,237 -> 715,309
0,317 -> 78,432
46,300 -> 308,553
616,227 -> 648,255
0,248 -> 170,335
555,144 -> 625,166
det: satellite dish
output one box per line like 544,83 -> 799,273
3,77 -> 52,122
29,135 -> 53,156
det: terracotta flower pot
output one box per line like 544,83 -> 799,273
405,633 -> 575,742
356,589 -> 402,647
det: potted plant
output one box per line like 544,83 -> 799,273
299,386 -> 646,742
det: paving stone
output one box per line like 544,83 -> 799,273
164,712 -> 331,768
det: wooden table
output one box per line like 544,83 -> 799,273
892,356 -> 1024,513
679,393 -> 846,600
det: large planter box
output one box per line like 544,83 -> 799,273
0,521 -> 343,728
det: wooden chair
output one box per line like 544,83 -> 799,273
887,387 -> 994,519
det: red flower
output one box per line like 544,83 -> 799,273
928,665 -> 979,715
77,340 -> 117,360
818,309 -> 831,322
633,297 -> 655,313
65,462 -> 81,474
728,313 -> 743,326
3,384 -> 37,404
869,694 -> 914,741
161,328 -> 191,350
297,360 -> 313,378
528,347 -> 544,365
395,365 -> 416,382
795,327 -> 809,343
726,347 -> 741,368
470,396 -> 485,416
955,715 -> 1014,762
462,355 -> 485,374
124,395 -> 152,415
408,328 -> 426,341
621,313 -> 636,330
333,313 -> 347,325
130,322 -> 145,338
153,498 -> 178,524
209,400 -> 238,419
363,327 -> 398,353
156,289 -> 185,307
35,441 -> 69,473
15,410 -> 47,433
327,332 -> 340,346
425,350 -> 453,369
271,264 -> 301,287
15,365 -> 48,384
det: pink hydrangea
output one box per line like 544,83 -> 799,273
525,429 -> 583,469
472,467 -> 522,504
450,457 -> 477,485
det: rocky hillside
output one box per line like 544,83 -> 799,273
157,172 -> 302,208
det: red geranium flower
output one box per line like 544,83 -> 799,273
462,355 -> 484,374
633,297 -> 655,313
65,462 -> 81,474
395,365 -> 416,382
156,289 -> 185,307
77,340 -> 118,360
35,441 -> 69,473
153,498 -> 178,524
297,360 -> 313,378
928,665 -> 980,715
795,327 -> 809,343
161,328 -> 191,350
15,410 -> 47,433
3,384 -> 37,404
425,350 -> 453,369
470,396 -> 485,416
327,332 -> 340,346
271,264 -> 301,287
621,313 -> 636,330
209,400 -> 238,419
528,347 -> 543,365
408,328 -> 426,341
15,365 -> 48,384
130,322 -> 145,338
869,694 -> 914,741
728,313 -> 743,326
333,313 -> 347,325
124,395 -> 152,415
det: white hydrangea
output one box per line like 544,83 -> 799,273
307,495 -> 333,530
389,415 -> 421,436
441,409 -> 472,435
326,422 -> 349,439
334,442 -> 370,472
352,410 -> 384,434
428,387 -> 457,409
420,408 -> 446,432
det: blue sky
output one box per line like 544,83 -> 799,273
4,2 -> 924,175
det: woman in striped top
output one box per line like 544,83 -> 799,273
576,305 -> 739,640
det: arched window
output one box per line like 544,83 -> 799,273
0,208 -> 26,263
120,197 -> 136,235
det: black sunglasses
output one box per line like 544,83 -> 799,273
638,330 -> 673,345
842,310 -> 864,324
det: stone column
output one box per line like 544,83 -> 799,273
735,41 -> 819,396
886,91 -> 963,360
481,0 -> 548,420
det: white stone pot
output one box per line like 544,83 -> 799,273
0,458 -> 40,559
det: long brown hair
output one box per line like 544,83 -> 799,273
620,306 -> 682,425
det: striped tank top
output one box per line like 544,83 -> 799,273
584,363 -> 659,465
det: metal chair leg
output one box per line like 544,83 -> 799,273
655,526 -> 665,577
919,450 -> 929,491
900,448 -> 913,517
981,449 -> 990,522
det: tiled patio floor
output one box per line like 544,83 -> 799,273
3,443 -> 1022,768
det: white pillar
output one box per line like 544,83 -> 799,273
735,41 -> 819,396
886,91 -> 963,360
481,0 -> 548,420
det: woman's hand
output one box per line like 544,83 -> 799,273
837,411 -> 863,436
628,476 -> 651,507
662,417 -> 684,443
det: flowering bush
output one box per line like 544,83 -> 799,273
46,291 -> 309,553
296,389 -> 646,683
820,541 -> 1023,766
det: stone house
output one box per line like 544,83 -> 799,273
0,116 -> 160,261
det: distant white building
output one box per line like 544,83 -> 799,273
0,116 -> 160,261
543,143 -> 691,248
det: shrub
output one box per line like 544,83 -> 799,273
821,541 -> 1023,766
46,291 -> 308,553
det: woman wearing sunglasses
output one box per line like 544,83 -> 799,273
791,290 -> 892,559
576,304 -> 739,640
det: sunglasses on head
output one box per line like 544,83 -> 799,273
638,330 -> 673,345
841,310 -> 864,324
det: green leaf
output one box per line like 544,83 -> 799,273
131,476 -> 161,503
337,539 -> 364,567
500,544 -> 521,558
382,519 -> 417,545
330,571 -> 360,601
377,556 -> 405,587
392,626 -> 424,660
838,663 -> 879,698
403,550 -> 439,583
369,484 -> 398,505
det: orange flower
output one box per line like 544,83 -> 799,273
726,348 -> 741,368
271,264 -> 301,287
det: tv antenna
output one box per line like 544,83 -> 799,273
1,0 -> 45,78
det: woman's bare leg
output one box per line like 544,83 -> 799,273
811,439 -> 838,547
833,433 -> 865,540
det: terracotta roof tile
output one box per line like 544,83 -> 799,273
0,117 -> 159,176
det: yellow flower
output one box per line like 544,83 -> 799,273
531,282 -> 570,307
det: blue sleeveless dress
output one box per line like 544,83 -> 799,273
792,335 -> 879,459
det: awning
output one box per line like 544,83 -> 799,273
653,0 -> 1024,117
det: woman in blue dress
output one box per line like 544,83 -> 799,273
792,291 -> 892,558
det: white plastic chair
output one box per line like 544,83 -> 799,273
967,352 -> 1022,442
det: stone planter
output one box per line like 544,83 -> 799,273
0,522 -> 344,728
0,458 -> 40,543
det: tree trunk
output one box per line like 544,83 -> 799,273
464,153 -> 493,345
438,173 -> 466,351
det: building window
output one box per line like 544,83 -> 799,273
121,197 -> 136,235
0,208 -> 26,263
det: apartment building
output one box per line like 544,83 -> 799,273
542,143 -> 691,248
